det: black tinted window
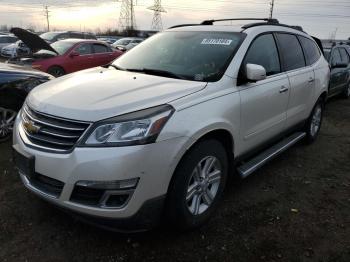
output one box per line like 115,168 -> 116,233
339,48 -> 350,64
331,49 -> 342,65
93,44 -> 108,53
76,43 -> 93,55
243,34 -> 280,76
276,34 -> 306,71
299,36 -> 321,65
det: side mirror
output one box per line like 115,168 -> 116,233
331,62 -> 348,69
246,63 -> 267,82
70,51 -> 79,58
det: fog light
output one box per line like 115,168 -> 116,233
76,178 -> 139,190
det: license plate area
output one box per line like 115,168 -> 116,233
13,148 -> 35,179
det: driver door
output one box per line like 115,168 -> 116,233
239,33 -> 290,153
65,43 -> 94,73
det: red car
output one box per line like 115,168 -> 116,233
10,28 -> 123,77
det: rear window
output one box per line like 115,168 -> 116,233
339,48 -> 350,64
276,33 -> 306,71
298,36 -> 321,65
93,44 -> 109,53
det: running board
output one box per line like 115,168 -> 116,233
237,132 -> 306,178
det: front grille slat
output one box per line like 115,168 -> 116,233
21,105 -> 90,152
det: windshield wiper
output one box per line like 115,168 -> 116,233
126,68 -> 185,80
105,64 -> 128,71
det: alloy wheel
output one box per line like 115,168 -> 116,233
0,107 -> 17,141
310,104 -> 322,137
186,156 -> 222,215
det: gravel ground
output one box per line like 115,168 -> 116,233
0,98 -> 350,262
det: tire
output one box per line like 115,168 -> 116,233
47,66 -> 65,77
0,93 -> 23,142
342,82 -> 350,99
165,139 -> 228,231
304,98 -> 324,144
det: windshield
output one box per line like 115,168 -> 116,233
36,41 -> 75,56
40,32 -> 59,41
112,31 -> 244,82
114,39 -> 132,46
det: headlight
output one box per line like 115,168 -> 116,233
80,104 -> 174,147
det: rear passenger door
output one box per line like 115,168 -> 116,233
275,33 -> 315,128
239,33 -> 290,152
91,43 -> 114,67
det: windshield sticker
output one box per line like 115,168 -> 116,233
201,39 -> 233,45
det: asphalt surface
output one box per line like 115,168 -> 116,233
0,97 -> 350,262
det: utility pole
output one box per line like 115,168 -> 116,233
148,0 -> 166,31
44,5 -> 50,31
118,0 -> 137,32
269,0 -> 275,19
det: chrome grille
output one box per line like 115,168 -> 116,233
21,105 -> 90,152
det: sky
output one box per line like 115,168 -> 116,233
0,0 -> 349,39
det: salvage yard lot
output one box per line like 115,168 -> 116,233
1,98 -> 350,262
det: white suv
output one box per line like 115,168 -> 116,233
13,19 -> 330,231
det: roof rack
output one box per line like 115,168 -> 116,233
168,18 -> 304,33
200,18 -> 279,25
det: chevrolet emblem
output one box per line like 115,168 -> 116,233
23,119 -> 41,134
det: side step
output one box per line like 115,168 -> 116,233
237,132 -> 306,178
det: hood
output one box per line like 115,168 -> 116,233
10,28 -> 58,54
0,62 -> 52,78
27,67 -> 206,122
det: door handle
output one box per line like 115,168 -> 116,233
308,77 -> 315,83
279,86 -> 289,93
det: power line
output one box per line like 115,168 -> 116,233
148,0 -> 166,31
118,0 -> 136,31
43,5 -> 50,31
269,0 -> 275,19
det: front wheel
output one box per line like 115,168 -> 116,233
47,66 -> 65,77
0,107 -> 17,142
304,98 -> 324,144
165,139 -> 228,231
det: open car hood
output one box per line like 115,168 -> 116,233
312,36 -> 324,55
10,28 -> 58,54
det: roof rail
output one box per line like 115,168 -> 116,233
201,18 -> 279,25
168,24 -> 202,29
242,22 -> 304,32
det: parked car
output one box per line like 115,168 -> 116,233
10,27 -> 123,77
13,19 -> 329,232
40,31 -> 97,44
0,63 -> 53,141
323,44 -> 350,98
0,35 -> 17,50
1,40 -> 31,58
97,37 -> 121,45
112,37 -> 144,51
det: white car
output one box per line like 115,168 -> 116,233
13,18 -> 329,231
0,35 -> 17,51
1,41 -> 30,58
112,37 -> 144,51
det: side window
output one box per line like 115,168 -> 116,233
339,48 -> 350,64
276,33 -> 306,71
331,49 -> 342,65
76,43 -> 93,55
93,44 -> 109,53
243,34 -> 281,76
298,36 -> 321,65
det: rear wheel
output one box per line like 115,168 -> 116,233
343,82 -> 350,99
48,66 -> 65,77
304,98 -> 324,144
165,139 -> 228,231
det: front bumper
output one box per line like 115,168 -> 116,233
13,115 -> 188,229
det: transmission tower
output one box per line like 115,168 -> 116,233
118,0 -> 137,31
43,5 -> 50,31
148,0 -> 166,31
269,0 -> 275,19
